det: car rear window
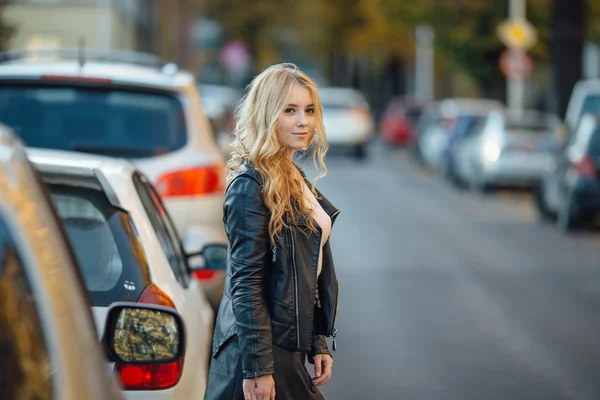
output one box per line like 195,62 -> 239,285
47,185 -> 151,307
0,85 -> 187,158
589,129 -> 600,155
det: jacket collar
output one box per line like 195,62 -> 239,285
234,159 -> 341,224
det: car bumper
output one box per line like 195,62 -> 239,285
481,154 -> 553,186
572,178 -> 600,213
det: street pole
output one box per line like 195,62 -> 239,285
415,25 -> 434,102
508,0 -> 525,112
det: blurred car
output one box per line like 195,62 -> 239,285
379,97 -> 425,147
0,48 -> 227,311
442,108 -> 502,186
198,83 -> 241,158
415,98 -> 503,170
454,109 -> 560,191
0,124 -> 184,400
319,87 -> 375,158
564,79 -> 600,138
534,113 -> 600,232
28,149 -> 227,399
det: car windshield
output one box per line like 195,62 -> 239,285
48,185 -> 151,306
452,115 -> 485,138
589,129 -> 600,155
505,115 -> 552,134
0,85 -> 187,158
580,95 -> 600,120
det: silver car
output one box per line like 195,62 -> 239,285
0,124 -> 186,399
455,109 -> 561,191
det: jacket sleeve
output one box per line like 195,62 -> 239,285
224,176 -> 274,379
308,334 -> 331,364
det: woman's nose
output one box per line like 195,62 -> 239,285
296,112 -> 308,126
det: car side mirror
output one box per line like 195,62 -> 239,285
187,243 -> 228,271
101,302 -> 185,365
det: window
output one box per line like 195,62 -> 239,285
48,185 -> 151,306
0,218 -> 53,399
0,86 -> 187,158
133,173 -> 189,287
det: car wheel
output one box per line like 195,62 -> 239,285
533,184 -> 555,223
353,144 -> 367,160
557,194 -> 577,233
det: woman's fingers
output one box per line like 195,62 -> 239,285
313,354 -> 323,378
314,356 -> 333,386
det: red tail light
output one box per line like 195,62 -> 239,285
573,154 -> 596,179
115,358 -> 184,390
138,283 -> 176,309
193,268 -> 216,281
155,165 -> 225,198
350,106 -> 371,118
117,284 -> 183,390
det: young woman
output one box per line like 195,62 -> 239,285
204,63 -> 340,400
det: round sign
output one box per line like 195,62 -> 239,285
499,50 -> 533,79
497,18 -> 537,50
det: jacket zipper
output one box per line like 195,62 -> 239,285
272,245 -> 277,262
289,230 -> 300,349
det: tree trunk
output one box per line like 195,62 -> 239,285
551,0 -> 585,119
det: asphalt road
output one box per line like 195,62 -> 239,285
301,144 -> 600,400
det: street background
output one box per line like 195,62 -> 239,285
2,0 -> 600,399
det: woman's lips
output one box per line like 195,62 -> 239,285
293,132 -> 308,136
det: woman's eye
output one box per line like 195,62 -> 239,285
306,108 -> 315,114
284,108 -> 295,114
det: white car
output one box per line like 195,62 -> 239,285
0,124 -> 184,400
319,87 -> 375,158
28,149 -> 226,399
0,48 -> 227,310
454,109 -> 560,191
564,79 -> 600,137
416,98 -> 503,170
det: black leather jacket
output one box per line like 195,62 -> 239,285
210,161 -> 340,380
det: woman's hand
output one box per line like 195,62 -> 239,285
312,354 -> 333,386
243,375 -> 276,400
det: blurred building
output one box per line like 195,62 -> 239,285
3,0 -> 194,65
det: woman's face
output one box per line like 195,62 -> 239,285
276,84 -> 316,157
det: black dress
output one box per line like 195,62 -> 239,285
204,336 -> 325,400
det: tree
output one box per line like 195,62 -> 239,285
0,3 -> 15,52
551,0 -> 585,119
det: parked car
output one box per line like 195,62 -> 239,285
28,149 -> 227,399
415,98 -> 503,170
454,109 -> 560,191
319,87 -> 375,159
198,83 -> 240,156
534,113 -> 600,232
0,124 -> 184,400
442,108 -> 502,186
564,79 -> 600,138
379,97 -> 425,147
0,48 -> 227,311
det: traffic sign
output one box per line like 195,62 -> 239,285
497,18 -> 537,50
499,49 -> 533,79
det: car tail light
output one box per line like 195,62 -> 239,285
350,106 -> 371,118
115,358 -> 185,390
573,154 -> 596,178
117,284 -> 183,390
137,283 -> 176,309
193,268 -> 216,281
155,165 -> 225,198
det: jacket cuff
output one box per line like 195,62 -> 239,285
242,367 -> 275,380
308,334 -> 331,364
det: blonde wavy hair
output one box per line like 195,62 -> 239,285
227,63 -> 328,244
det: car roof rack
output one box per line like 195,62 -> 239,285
0,48 -> 179,74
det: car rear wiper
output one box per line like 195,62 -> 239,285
70,142 -> 155,157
